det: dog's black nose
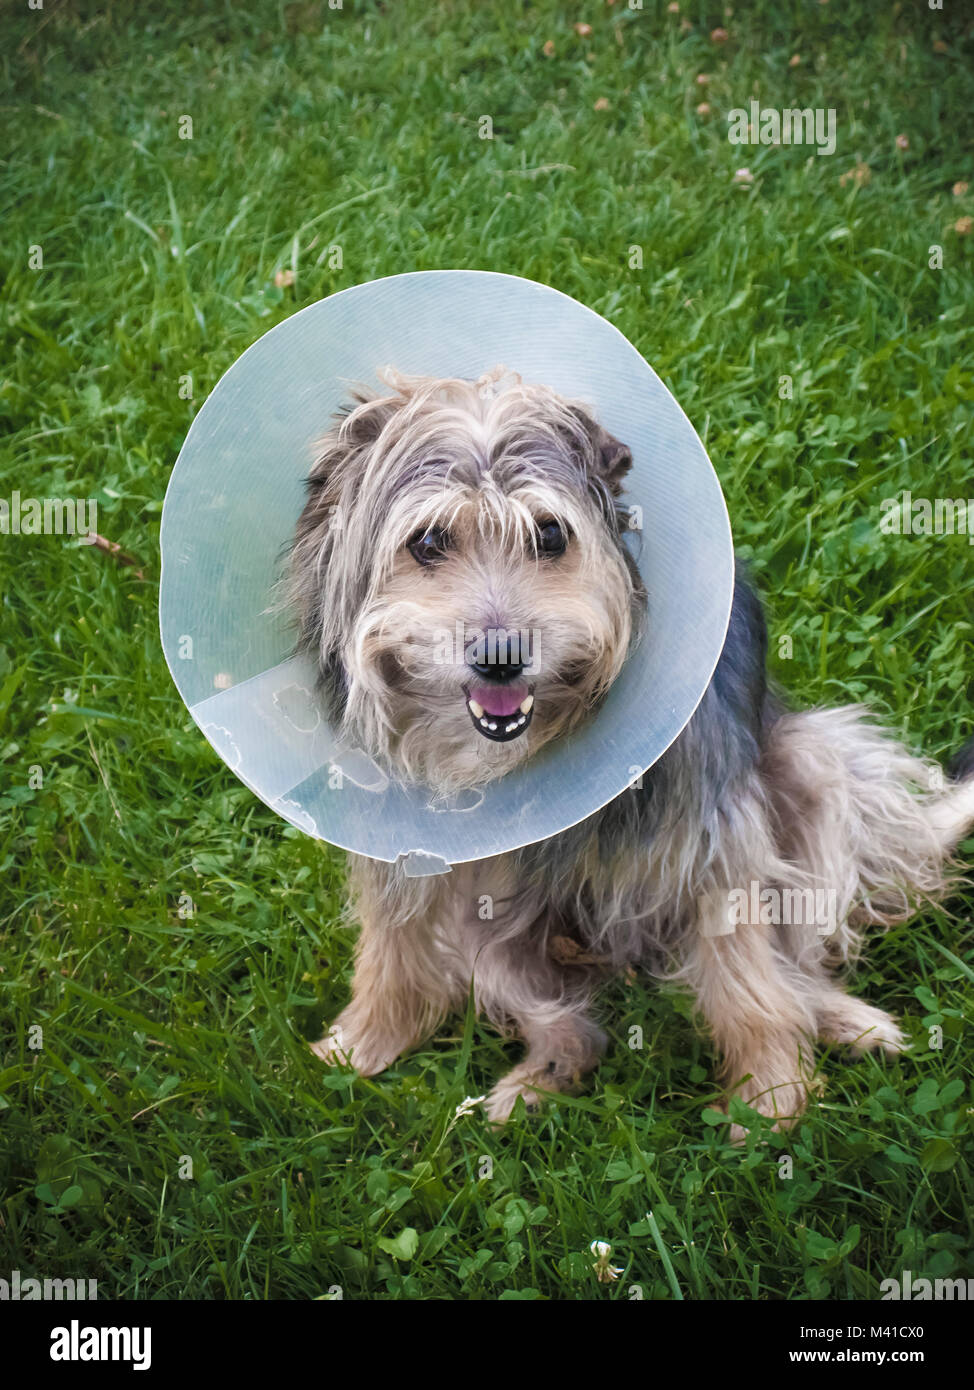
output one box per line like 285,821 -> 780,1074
469,658 -> 524,683
469,638 -> 525,683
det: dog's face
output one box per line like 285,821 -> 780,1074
287,369 -> 645,793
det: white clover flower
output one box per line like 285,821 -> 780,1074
590,1239 -> 624,1283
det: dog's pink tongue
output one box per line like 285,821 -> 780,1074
469,683 -> 527,718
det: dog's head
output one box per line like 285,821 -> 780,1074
286,368 -> 645,793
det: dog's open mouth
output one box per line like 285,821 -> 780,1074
463,682 -> 534,742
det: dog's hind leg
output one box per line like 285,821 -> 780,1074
813,986 -> 905,1055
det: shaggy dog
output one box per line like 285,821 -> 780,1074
285,367 -> 974,1134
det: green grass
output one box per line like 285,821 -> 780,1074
1,0 -> 972,1300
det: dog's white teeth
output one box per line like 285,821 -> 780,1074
473,698 -> 528,736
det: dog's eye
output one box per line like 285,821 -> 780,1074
408,525 -> 450,566
536,519 -> 568,557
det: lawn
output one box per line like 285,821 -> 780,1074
0,0 -> 971,1301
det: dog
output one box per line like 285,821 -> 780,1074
285,366 -> 974,1134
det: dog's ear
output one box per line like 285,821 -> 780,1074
288,391 -> 401,708
305,393 -> 391,490
570,407 -> 633,496
592,423 -> 633,495
334,391 -> 399,451
298,391 -> 399,527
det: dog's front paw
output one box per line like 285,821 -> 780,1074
309,1026 -> 351,1066
309,1013 -> 401,1077
484,1066 -> 551,1125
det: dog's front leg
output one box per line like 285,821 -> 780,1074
484,1006 -> 607,1124
311,858 -> 456,1076
471,933 -> 606,1123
